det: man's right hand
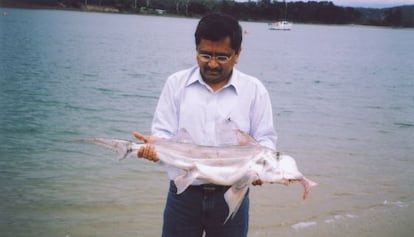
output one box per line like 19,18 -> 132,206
133,132 -> 160,162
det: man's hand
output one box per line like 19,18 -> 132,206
133,132 -> 160,162
252,179 -> 263,186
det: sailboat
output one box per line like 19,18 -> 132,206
269,0 -> 293,31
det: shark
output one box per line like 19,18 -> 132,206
79,129 -> 317,222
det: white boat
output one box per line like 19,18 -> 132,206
269,21 -> 292,31
268,0 -> 292,31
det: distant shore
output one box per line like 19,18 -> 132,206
0,2 -> 119,13
0,3 -> 187,20
1,1 -> 413,27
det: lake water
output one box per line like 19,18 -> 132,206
1,8 -> 414,237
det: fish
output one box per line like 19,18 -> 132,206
78,130 -> 318,222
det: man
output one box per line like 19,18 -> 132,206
134,12 -> 277,237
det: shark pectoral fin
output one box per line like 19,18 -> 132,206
173,169 -> 198,194
223,171 -> 258,223
300,176 -> 318,200
224,185 -> 249,223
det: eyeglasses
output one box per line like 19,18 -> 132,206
197,53 -> 233,64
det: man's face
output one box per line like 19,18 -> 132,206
196,37 -> 240,89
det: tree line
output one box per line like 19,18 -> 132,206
2,0 -> 413,27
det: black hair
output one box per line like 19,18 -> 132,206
194,12 -> 242,52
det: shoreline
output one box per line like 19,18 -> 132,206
1,3 -> 412,28
0,3 -> 198,21
0,3 -> 125,13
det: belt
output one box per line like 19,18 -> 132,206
170,181 -> 230,193
197,184 -> 231,192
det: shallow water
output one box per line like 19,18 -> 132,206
1,8 -> 413,237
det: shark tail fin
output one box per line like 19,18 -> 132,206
75,138 -> 139,161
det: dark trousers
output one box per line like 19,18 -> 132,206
162,181 -> 249,237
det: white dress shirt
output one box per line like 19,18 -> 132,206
151,65 -> 277,182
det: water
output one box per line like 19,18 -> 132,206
1,8 -> 414,237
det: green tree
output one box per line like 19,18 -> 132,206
384,8 -> 402,26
